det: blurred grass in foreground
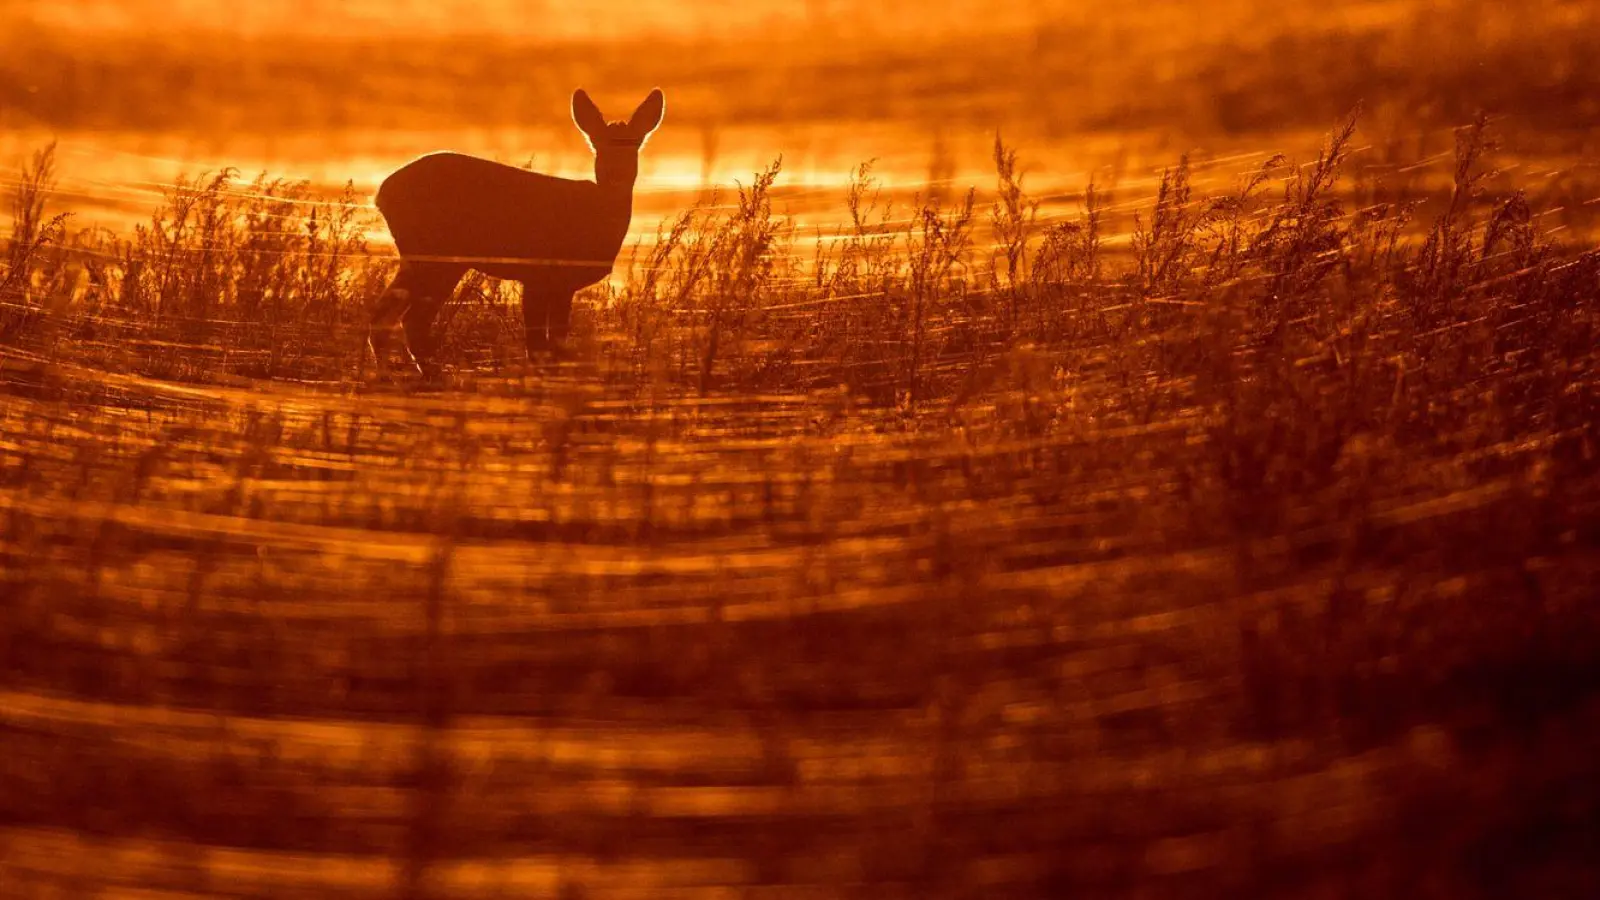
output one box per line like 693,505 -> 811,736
1,110 -> 1598,897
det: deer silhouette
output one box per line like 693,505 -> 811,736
368,88 -> 666,378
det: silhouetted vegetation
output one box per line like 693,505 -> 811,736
2,107 -> 1598,897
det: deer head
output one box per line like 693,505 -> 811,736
571,88 -> 666,188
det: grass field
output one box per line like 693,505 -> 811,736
3,2 -> 1600,896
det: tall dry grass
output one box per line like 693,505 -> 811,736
2,113 -> 1598,896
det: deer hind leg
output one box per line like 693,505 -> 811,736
369,263 -> 424,379
403,264 -> 465,377
401,292 -> 451,378
371,262 -> 462,380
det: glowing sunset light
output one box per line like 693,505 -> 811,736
4,2 -> 1600,897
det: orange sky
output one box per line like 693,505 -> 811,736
6,0 -> 1597,239
15,0 -> 1074,39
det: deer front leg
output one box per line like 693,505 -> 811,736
521,279 -> 579,362
521,280 -> 556,357
548,290 -> 576,345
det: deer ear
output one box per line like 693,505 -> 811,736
627,89 -> 666,141
571,89 -> 607,139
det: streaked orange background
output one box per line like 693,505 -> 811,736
6,0 -> 1598,238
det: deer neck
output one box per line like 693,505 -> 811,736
593,175 -> 635,216
583,152 -> 639,260
593,154 -> 639,209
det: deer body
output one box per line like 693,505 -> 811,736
378,153 -> 631,285
368,88 -> 665,377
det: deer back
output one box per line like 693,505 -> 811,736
377,152 -> 632,285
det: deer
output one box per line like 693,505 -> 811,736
367,88 -> 666,379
